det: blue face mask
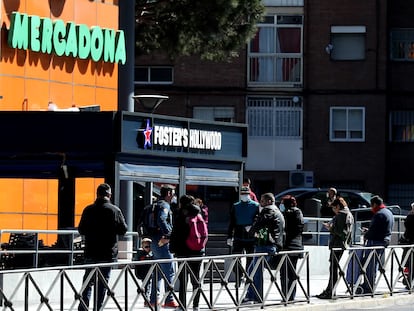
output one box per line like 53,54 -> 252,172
279,203 -> 285,212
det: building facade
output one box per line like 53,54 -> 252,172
135,0 -> 414,210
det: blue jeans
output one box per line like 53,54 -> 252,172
362,240 -> 386,292
150,239 -> 175,303
245,245 -> 277,302
78,263 -> 111,311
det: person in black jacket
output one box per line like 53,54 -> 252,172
279,195 -> 304,302
400,203 -> 414,289
170,195 -> 206,311
77,183 -> 128,311
243,193 -> 285,304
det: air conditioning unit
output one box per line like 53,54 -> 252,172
289,171 -> 314,188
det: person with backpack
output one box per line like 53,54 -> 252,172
170,194 -> 208,311
147,184 -> 179,308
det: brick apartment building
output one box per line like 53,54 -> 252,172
135,0 -> 414,211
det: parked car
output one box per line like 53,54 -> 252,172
275,188 -> 402,221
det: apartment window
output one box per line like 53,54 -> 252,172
247,97 -> 302,138
330,107 -> 365,141
134,66 -> 173,84
330,26 -> 366,61
390,111 -> 414,142
390,29 -> 414,61
247,15 -> 303,87
193,107 -> 235,123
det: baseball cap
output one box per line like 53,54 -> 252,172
240,186 -> 250,194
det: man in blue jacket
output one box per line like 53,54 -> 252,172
360,195 -> 394,294
227,186 -> 260,286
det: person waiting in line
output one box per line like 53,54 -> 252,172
279,195 -> 304,302
243,178 -> 259,202
135,237 -> 153,304
321,187 -> 337,217
242,193 -> 285,304
227,186 -> 260,286
195,197 -> 209,224
148,184 -> 179,308
77,183 -> 128,311
399,202 -> 414,289
170,194 -> 206,311
319,187 -> 338,245
317,197 -> 354,299
360,195 -> 394,294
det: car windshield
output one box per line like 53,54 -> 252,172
359,192 -> 376,205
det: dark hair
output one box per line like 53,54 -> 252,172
179,194 -> 195,208
97,183 -> 111,197
281,195 -> 297,208
243,177 -> 251,185
331,197 -> 347,209
261,192 -> 275,203
160,184 -> 175,197
370,195 -> 383,206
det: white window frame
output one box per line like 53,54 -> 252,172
247,14 -> 303,88
193,107 -> 235,123
134,66 -> 173,85
330,26 -> 366,61
247,96 -> 303,138
330,107 -> 365,142
390,28 -> 414,61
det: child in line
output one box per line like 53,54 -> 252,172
135,238 -> 153,304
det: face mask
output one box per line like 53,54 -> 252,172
240,195 -> 250,202
279,203 -> 285,212
171,195 -> 177,204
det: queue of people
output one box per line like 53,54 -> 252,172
76,180 -> 410,310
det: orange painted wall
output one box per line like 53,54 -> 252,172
0,0 -> 119,111
0,1 -> 119,245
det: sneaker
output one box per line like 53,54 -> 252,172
163,300 -> 179,308
193,307 -> 199,311
241,297 -> 256,304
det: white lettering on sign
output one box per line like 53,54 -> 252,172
153,125 -> 221,150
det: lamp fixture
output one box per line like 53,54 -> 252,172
132,94 -> 169,113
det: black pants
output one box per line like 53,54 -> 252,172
78,265 -> 111,311
178,258 -> 202,308
280,255 -> 299,301
232,240 -> 255,285
327,249 -> 344,293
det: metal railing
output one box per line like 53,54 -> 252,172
328,244 -> 414,298
0,245 -> 413,310
0,213 -> 407,270
0,251 -> 311,310
302,215 -> 406,246
0,229 -> 138,270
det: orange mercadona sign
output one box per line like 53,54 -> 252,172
7,12 -> 126,64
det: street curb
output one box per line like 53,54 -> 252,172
278,293 -> 414,310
